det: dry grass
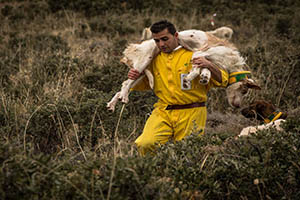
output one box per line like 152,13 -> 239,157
0,1 -> 300,199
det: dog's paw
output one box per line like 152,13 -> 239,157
119,93 -> 129,104
199,74 -> 209,85
121,96 -> 129,104
107,92 -> 121,112
199,69 -> 211,85
107,103 -> 116,112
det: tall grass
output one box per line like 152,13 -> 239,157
0,0 -> 300,199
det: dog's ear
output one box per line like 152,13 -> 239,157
140,27 -> 152,41
255,100 -> 274,117
240,100 -> 266,121
120,57 -> 133,68
120,57 -> 127,64
243,79 -> 261,90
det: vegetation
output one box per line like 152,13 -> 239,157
0,0 -> 299,199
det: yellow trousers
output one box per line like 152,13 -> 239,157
135,106 -> 207,155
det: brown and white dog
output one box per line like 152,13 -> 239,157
107,27 -> 261,111
239,100 -> 287,136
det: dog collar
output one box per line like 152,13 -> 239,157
228,71 -> 251,85
264,111 -> 283,124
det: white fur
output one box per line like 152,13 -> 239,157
185,45 -> 256,108
239,119 -> 285,137
140,27 -> 152,41
184,45 -> 246,86
177,31 -> 256,108
207,26 -> 233,40
107,27 -> 256,111
141,26 -> 233,42
108,29 -> 212,111
178,30 -> 209,51
107,39 -> 159,112
184,68 -> 211,85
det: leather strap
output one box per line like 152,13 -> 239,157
166,102 -> 206,110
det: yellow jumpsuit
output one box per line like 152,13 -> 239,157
132,47 -> 228,155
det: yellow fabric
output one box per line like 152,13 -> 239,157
228,71 -> 251,85
271,112 -> 283,122
135,106 -> 206,155
229,71 -> 251,77
133,47 -> 229,107
264,112 -> 283,124
133,47 -> 229,155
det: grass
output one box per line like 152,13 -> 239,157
0,0 -> 300,199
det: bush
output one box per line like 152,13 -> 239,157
1,0 -> 300,199
1,119 -> 299,199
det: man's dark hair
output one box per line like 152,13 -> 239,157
150,20 -> 177,35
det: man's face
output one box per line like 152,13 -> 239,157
152,28 -> 179,53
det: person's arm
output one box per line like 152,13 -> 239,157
192,56 -> 222,83
128,68 -> 151,91
128,68 -> 142,80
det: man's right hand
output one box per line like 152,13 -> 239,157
128,68 -> 142,80
192,56 -> 213,68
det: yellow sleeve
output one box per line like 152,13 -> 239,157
209,67 -> 229,88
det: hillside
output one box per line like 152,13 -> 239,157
0,0 -> 300,199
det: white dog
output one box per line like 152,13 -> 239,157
141,26 -> 233,42
107,27 -> 260,111
207,26 -> 233,41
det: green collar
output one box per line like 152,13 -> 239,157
228,71 -> 251,85
264,110 -> 283,124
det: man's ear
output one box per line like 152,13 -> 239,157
174,32 -> 179,38
243,79 -> 261,90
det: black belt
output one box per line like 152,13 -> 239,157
166,102 -> 206,110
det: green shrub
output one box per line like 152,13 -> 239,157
1,0 -> 300,199
3,122 -> 300,199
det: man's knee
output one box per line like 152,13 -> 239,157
135,136 -> 158,155
135,137 -> 153,148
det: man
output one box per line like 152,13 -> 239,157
128,20 -> 228,155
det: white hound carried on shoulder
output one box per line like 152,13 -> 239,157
107,27 -> 260,111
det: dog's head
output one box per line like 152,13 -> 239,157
120,44 -> 138,68
241,100 -> 288,122
120,56 -> 133,68
226,79 -> 261,108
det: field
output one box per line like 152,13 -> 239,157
0,0 -> 300,199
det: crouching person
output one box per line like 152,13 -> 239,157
128,20 -> 229,155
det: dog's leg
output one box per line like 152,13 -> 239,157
107,79 -> 132,111
119,75 -> 145,103
107,75 -> 146,112
144,69 -> 154,89
185,67 -> 201,82
107,92 -> 121,112
119,79 -> 133,103
184,67 -> 211,85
